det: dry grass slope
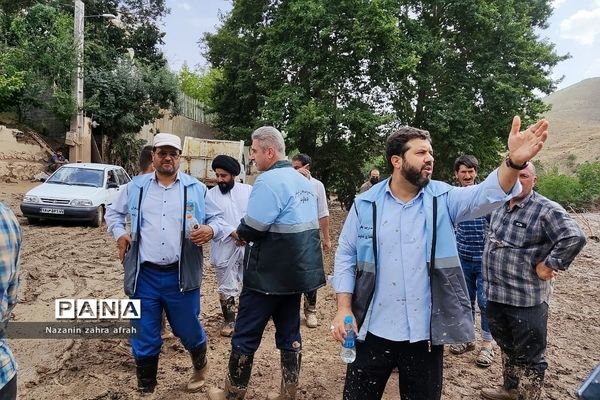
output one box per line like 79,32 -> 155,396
536,77 -> 600,172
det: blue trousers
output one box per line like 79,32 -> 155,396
130,266 -> 206,360
232,287 -> 302,355
460,257 -> 492,341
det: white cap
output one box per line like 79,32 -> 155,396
153,133 -> 181,151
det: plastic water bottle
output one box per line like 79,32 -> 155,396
340,315 -> 356,363
185,213 -> 199,238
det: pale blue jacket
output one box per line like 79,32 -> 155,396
238,160 -> 325,294
109,172 -> 224,296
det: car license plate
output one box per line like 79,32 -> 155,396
40,208 -> 64,215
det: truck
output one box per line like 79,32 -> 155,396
180,137 -> 254,187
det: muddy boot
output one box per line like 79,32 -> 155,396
187,343 -> 208,392
208,349 -> 254,400
518,369 -> 544,400
220,296 -> 236,337
136,355 -> 159,393
480,387 -> 518,400
267,350 -> 301,400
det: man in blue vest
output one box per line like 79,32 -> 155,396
331,116 -> 549,400
208,126 -> 325,400
105,133 -> 225,394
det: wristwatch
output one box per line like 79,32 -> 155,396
505,155 -> 529,170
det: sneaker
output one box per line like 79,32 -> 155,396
305,310 -> 318,328
449,341 -> 476,355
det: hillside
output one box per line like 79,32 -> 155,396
536,77 -> 600,172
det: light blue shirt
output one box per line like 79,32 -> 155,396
368,186 -> 430,342
106,172 -> 224,265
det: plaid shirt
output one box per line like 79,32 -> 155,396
456,217 -> 487,262
0,202 -> 21,389
483,191 -> 586,307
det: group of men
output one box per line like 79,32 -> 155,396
335,117 -> 586,400
105,128 -> 328,399
103,115 -> 587,400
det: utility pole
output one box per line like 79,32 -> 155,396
66,0 -> 89,162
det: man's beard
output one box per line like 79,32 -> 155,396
369,177 -> 379,185
218,180 -> 235,194
402,162 -> 431,189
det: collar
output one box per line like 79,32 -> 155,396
508,191 -> 535,210
385,180 -> 425,205
266,160 -> 293,171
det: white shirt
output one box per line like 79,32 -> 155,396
310,177 -> 329,219
206,182 -> 253,266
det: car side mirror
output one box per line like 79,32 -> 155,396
578,363 -> 600,399
107,182 -> 119,189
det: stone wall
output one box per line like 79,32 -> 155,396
0,125 -> 48,180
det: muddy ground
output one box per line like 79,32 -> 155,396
2,181 -> 599,400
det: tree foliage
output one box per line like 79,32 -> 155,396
0,4 -> 76,120
203,0 -> 564,207
0,0 -> 178,163
178,64 -> 222,108
205,0 -> 415,208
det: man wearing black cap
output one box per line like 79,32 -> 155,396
206,155 -> 253,337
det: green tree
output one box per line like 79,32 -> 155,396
204,0 -> 564,207
205,0 -> 416,208
393,0 -> 566,179
178,64 -> 222,108
0,4 -> 76,120
85,58 -> 178,139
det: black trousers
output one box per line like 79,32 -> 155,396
232,287 -> 302,355
487,301 -> 548,390
343,332 -> 443,400
0,374 -> 16,400
303,290 -> 317,308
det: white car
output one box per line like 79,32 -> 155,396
20,163 -> 131,227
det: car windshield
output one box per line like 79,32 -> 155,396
47,167 -> 104,187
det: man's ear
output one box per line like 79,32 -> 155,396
390,155 -> 402,170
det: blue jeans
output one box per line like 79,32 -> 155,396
232,287 -> 302,355
130,265 -> 206,360
460,257 -> 492,341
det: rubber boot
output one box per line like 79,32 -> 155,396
208,349 -> 254,400
187,342 -> 208,392
267,350 -> 301,400
136,355 -> 159,393
220,296 -> 236,337
518,369 -> 544,400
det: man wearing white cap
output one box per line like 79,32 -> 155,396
106,133 -> 226,394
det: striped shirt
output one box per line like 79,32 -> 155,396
483,192 -> 586,307
0,202 -> 21,389
456,217 -> 486,262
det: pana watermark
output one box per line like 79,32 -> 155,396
55,299 -> 141,320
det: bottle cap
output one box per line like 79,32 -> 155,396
344,315 -> 353,324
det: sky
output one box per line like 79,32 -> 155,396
162,0 -> 600,91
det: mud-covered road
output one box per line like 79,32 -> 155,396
2,181 -> 599,399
